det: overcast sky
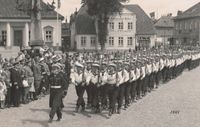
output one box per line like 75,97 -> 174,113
43,0 -> 200,21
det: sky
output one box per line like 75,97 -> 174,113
43,0 -> 200,21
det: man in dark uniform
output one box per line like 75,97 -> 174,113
33,57 -> 43,100
48,64 -> 68,123
10,60 -> 23,107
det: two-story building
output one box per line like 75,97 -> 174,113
125,5 -> 156,50
154,15 -> 174,46
70,5 -> 136,51
0,0 -> 64,51
174,2 -> 200,45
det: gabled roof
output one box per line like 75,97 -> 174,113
175,2 -> 200,19
154,16 -> 174,28
125,4 -> 155,35
0,0 -> 64,20
75,4 -> 155,35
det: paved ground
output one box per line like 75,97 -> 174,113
1,67 -> 200,127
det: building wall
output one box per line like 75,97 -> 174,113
155,27 -> 174,45
41,20 -> 62,47
136,34 -> 156,49
70,22 -> 76,50
74,8 -> 137,51
75,34 -> 100,50
174,17 -> 200,45
106,11 -> 136,50
0,19 -> 62,48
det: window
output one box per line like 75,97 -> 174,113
90,37 -> 96,47
109,22 -> 114,30
118,22 -> 123,30
2,31 -> 7,44
127,37 -> 133,46
81,36 -> 87,47
128,22 -> 133,30
109,37 -> 114,46
118,37 -> 123,47
184,22 -> 187,30
189,22 -> 193,30
44,26 -> 53,42
179,22 -> 182,30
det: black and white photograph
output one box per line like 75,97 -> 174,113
0,0 -> 200,127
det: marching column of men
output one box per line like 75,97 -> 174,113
1,46 -> 200,120
70,47 -> 200,117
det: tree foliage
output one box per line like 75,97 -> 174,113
81,0 -> 129,50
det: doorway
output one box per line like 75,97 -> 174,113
14,30 -> 23,47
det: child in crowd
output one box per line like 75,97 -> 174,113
0,79 -> 7,109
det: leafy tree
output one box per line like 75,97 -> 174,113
81,0 -> 129,51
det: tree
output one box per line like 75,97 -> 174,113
81,0 -> 129,51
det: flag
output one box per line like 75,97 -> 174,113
57,0 -> 61,9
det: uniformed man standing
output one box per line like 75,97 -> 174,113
48,64 -> 68,123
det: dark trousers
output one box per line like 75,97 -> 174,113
101,84 -> 109,107
107,85 -> 118,113
85,84 -> 92,105
34,79 -> 42,99
141,77 -> 146,95
149,73 -> 154,90
90,84 -> 100,108
130,81 -> 136,100
117,83 -> 125,109
75,85 -> 85,108
11,85 -> 20,107
49,88 -> 64,119
136,79 -> 142,98
5,88 -> 11,107
125,82 -> 131,105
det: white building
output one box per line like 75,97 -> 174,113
71,5 -> 136,51
0,0 -> 64,50
70,4 -> 156,51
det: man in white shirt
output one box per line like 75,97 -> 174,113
89,63 -> 101,113
106,63 -> 118,117
71,62 -> 86,112
99,62 -> 109,110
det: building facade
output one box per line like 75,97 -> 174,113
125,5 -> 156,50
0,0 -> 64,50
154,15 -> 174,46
174,2 -> 200,45
71,5 -> 136,51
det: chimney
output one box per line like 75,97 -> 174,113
167,13 -> 172,17
177,10 -> 183,16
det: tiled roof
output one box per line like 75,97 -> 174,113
125,4 -> 155,35
75,4 -> 155,35
0,0 -> 64,20
75,5 -> 96,35
154,16 -> 174,28
175,2 -> 200,19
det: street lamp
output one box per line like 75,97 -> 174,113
16,0 -> 56,49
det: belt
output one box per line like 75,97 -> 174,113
51,86 -> 62,89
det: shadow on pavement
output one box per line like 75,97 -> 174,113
29,108 -> 49,114
21,119 -> 49,127
62,109 -> 76,116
